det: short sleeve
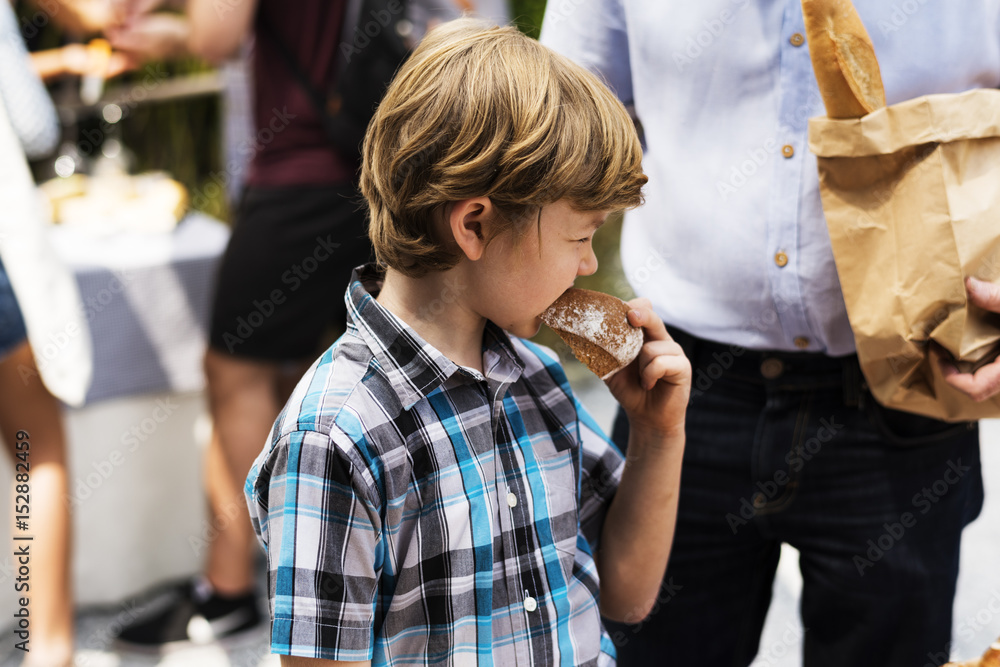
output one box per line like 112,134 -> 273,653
248,428 -> 383,661
539,0 -> 634,105
573,396 -> 625,554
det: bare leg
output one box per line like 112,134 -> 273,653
0,342 -> 72,666
202,348 -> 282,595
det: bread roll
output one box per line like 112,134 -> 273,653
541,288 -> 643,380
802,0 -> 886,118
985,644 -> 1000,667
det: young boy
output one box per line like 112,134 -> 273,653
245,18 -> 691,667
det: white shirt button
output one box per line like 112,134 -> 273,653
524,596 -> 537,612
506,492 -> 518,508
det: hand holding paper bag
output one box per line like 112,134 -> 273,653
804,0 -> 1000,422
809,88 -> 1000,422
935,277 -> 1000,403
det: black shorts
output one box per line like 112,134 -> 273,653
208,184 -> 372,361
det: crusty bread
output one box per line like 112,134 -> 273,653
802,0 -> 886,118
541,288 -> 643,380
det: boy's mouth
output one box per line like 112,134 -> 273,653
538,287 -> 574,319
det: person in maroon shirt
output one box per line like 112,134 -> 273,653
107,0 -> 434,648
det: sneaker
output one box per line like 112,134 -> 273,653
114,578 -> 264,653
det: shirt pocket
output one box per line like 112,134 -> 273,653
531,432 -> 580,574
532,431 -> 579,494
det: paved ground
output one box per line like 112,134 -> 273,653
2,365 -> 997,666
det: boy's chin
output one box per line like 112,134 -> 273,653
505,318 -> 543,339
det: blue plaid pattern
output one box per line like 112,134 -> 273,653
246,263 -> 625,665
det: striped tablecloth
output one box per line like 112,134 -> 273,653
48,213 -> 230,404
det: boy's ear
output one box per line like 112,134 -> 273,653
448,197 -> 494,261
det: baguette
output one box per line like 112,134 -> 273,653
541,288 -> 643,380
802,0 -> 886,118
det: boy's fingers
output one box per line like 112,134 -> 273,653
638,341 -> 689,388
626,301 -> 668,342
637,340 -> 683,366
639,352 -> 691,390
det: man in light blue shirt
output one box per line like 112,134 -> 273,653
543,1 -> 1000,665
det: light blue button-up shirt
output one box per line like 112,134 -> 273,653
541,1 -> 1000,355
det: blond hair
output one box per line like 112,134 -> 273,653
361,18 -> 647,278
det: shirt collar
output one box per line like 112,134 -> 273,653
345,263 -> 525,410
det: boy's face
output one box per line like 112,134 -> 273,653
474,199 -> 608,339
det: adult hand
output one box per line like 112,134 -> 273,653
935,276 -> 1000,402
111,0 -> 183,26
37,0 -> 120,34
55,43 -> 138,78
107,12 -> 189,61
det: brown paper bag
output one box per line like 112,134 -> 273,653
808,88 -> 1000,422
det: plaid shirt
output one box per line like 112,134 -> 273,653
246,263 -> 625,666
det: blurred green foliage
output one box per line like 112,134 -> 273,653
509,0 -> 548,38
119,63 -> 228,221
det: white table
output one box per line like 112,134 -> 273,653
0,213 -> 230,606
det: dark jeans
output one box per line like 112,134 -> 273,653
606,328 -> 984,667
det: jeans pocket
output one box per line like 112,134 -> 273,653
864,392 -> 976,447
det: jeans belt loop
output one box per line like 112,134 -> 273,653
842,356 -> 863,408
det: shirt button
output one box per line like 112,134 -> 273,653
506,492 -> 518,508
524,596 -> 537,613
761,358 -> 785,380
789,32 -> 805,47
774,251 -> 789,268
794,336 -> 811,350
782,144 -> 795,158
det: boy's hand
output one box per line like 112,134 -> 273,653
604,298 -> 691,440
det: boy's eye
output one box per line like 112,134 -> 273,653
576,237 -> 591,244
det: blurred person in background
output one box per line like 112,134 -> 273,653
105,0 -> 503,650
0,0 -> 122,663
542,2 -> 1000,666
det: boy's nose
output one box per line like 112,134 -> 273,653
579,247 -> 598,276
